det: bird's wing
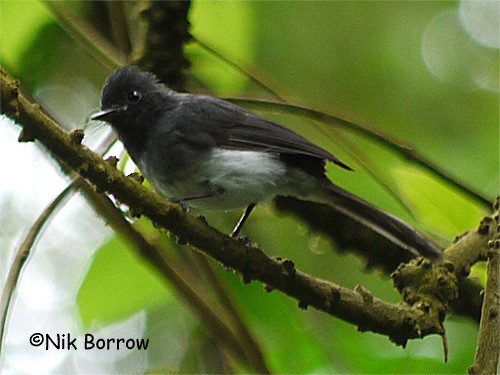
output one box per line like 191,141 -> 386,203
179,95 -> 352,171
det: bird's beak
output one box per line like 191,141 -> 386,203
91,106 -> 127,122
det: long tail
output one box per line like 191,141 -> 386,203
308,183 -> 443,261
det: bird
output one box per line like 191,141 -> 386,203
91,66 -> 442,260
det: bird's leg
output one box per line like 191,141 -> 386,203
170,190 -> 255,238
169,188 -> 226,213
231,203 -> 256,238
169,188 -> 226,203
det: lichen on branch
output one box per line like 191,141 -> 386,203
1,66 -> 495,350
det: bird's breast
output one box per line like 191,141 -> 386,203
138,147 -> 288,210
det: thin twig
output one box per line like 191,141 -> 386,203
13,3 -> 268,368
41,1 -> 490,216
193,37 -> 285,101
0,170 -> 267,371
0,184 -> 74,355
184,250 -> 268,370
0,146 -> 267,372
190,39 -> 490,209
194,40 -> 420,221
329,130 -> 422,223
0,130 -> 119,357
107,1 -> 132,55
78,180 -> 269,373
226,98 -> 492,209
41,1 -> 125,70
1,67 -> 458,347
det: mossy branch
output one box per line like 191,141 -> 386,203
1,66 -> 496,350
469,200 -> 499,374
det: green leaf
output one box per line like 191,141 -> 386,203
187,1 -> 257,94
0,1 -> 52,72
77,234 -> 171,327
394,167 -> 485,238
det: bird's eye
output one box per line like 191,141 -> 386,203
127,90 -> 142,103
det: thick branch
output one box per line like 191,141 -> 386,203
77,178 -> 268,372
469,207 -> 500,374
1,66 -> 449,346
130,1 -> 191,90
444,217 -> 493,277
391,208 -> 498,344
275,196 -> 488,324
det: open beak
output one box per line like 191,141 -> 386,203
91,106 -> 127,122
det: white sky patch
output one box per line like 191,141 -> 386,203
459,0 -> 500,49
0,117 -> 148,373
421,8 -> 498,91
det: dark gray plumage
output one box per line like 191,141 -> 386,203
92,66 -> 443,260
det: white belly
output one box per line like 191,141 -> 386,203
145,149 -> 287,210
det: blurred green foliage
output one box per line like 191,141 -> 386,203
2,0 -> 497,373
77,234 -> 170,326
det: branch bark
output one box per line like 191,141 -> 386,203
1,66 -> 495,351
469,203 -> 500,374
130,1 -> 191,90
